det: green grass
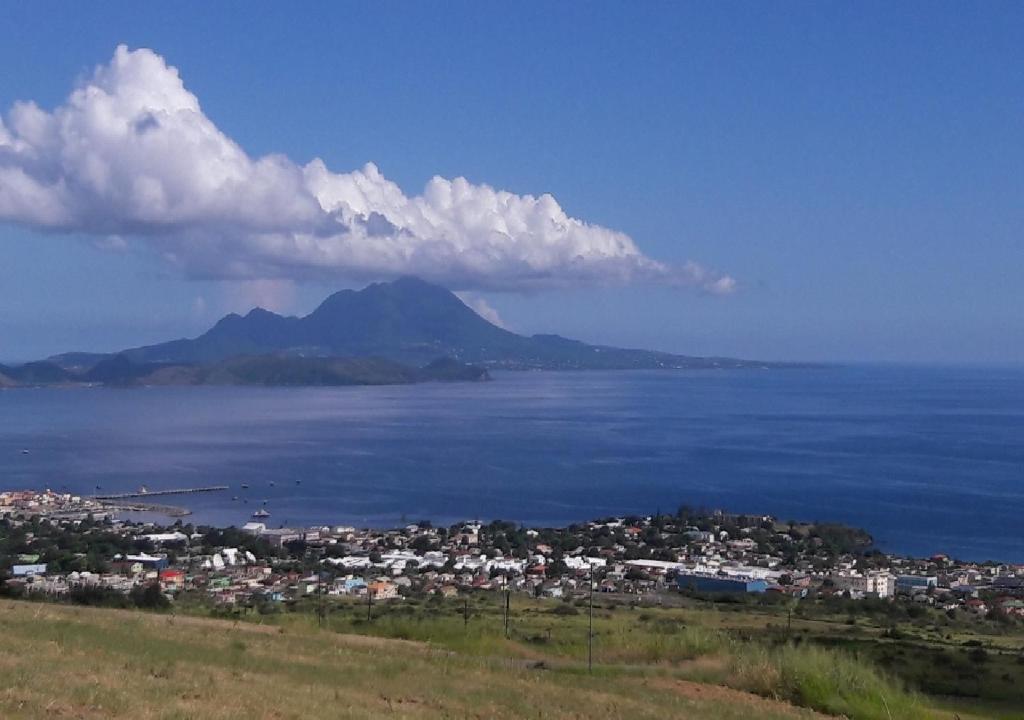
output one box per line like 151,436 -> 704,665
0,599 -> 820,720
237,592 -> 1024,719
727,643 -> 926,720
9,592 -> 1024,720
230,595 -> 937,719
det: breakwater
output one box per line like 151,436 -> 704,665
94,486 -> 228,500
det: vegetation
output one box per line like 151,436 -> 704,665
6,585 -> 1024,719
211,590 -> 1024,720
0,516 -> 137,575
0,599 -> 819,720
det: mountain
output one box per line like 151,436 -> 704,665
52,276 -> 778,371
10,276 -> 793,388
0,361 -> 75,385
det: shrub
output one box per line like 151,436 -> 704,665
728,643 -> 928,720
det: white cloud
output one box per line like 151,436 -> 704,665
190,295 -> 208,319
456,292 -> 507,329
222,279 -> 296,315
0,45 -> 735,294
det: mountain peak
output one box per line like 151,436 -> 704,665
391,275 -> 441,290
99,277 -> 768,370
245,307 -> 282,319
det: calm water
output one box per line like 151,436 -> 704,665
1,366 -> 1022,562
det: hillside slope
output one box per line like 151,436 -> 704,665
0,600 -> 816,720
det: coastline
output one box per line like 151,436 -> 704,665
100,500 -> 192,518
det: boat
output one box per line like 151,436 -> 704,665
20,449 -> 30,455
252,509 -> 271,519
241,484 -> 249,489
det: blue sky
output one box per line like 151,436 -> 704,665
1,2 -> 1021,363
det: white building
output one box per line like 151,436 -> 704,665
832,570 -> 896,598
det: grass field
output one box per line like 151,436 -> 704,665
4,594 -> 1023,719
0,599 -> 820,720
246,592 -> 1024,720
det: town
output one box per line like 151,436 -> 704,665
1,487 -> 1023,621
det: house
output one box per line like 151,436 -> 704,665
997,599 -> 1024,618
540,583 -> 564,598
335,577 -> 367,595
367,581 -> 399,600
110,560 -> 144,576
159,569 -> 185,592
436,585 -> 458,598
965,598 -> 988,614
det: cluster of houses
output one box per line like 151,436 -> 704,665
0,489 -> 111,521
3,491 -> 1024,620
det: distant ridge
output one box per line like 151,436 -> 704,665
49,276 -> 785,372
3,277 -> 803,388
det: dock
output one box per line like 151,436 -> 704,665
94,486 -> 229,500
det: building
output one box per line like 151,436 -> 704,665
124,553 -> 169,571
260,528 -> 302,549
142,532 -> 188,544
11,563 -> 47,577
896,575 -> 938,593
159,569 -> 185,592
677,572 -> 768,594
367,581 -> 399,600
832,571 -> 896,598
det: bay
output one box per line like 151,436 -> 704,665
1,365 -> 1022,562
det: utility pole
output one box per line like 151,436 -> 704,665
317,567 -> 325,628
503,574 -> 510,639
588,564 -> 594,673
463,597 -> 469,629
367,585 -> 373,622
307,546 -> 324,628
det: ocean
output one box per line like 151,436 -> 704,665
1,365 -> 1021,562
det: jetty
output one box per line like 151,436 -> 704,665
94,486 -> 228,500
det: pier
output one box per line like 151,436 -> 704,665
94,486 -> 229,500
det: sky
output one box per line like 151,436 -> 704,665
0,2 -> 1021,364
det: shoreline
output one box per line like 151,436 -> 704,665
100,500 -> 192,517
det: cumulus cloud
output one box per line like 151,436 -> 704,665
0,45 -> 735,294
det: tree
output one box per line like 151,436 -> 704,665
130,582 -> 170,610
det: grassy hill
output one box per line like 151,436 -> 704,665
4,592 -> 1022,719
0,599 -> 823,720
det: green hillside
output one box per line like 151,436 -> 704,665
0,600 -> 819,720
